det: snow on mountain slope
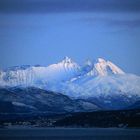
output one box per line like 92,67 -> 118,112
55,74 -> 140,109
72,74 -> 140,98
39,56 -> 80,82
0,57 -> 80,87
69,58 -> 125,83
81,60 -> 94,74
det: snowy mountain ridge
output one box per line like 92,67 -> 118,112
0,57 -> 124,87
0,56 -> 80,86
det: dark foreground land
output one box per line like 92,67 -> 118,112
1,109 -> 140,128
0,128 -> 140,140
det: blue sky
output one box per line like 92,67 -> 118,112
0,0 -> 140,75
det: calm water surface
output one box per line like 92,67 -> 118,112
0,128 -> 140,140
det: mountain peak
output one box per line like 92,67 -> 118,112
85,59 -> 93,66
87,58 -> 125,76
97,58 -> 106,63
62,56 -> 73,63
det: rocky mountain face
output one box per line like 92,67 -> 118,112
0,87 -> 100,114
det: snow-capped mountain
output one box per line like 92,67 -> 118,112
87,58 -> 125,76
0,56 -> 80,87
0,57 -> 140,110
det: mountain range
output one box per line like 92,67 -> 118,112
0,56 -> 140,113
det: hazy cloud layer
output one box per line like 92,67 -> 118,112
0,0 -> 140,13
79,17 -> 140,28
